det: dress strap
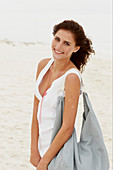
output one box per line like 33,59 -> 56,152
34,58 -> 54,101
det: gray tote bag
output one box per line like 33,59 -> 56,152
48,92 -> 109,170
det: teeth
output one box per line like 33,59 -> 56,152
55,49 -> 63,54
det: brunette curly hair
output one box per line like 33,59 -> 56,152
52,20 -> 95,73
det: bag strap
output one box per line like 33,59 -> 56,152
81,77 -> 87,94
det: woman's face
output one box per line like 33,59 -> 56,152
51,29 -> 78,61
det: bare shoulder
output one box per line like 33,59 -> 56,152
36,58 -> 51,80
65,70 -> 81,97
38,58 -> 51,70
65,73 -> 80,92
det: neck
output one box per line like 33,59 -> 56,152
52,58 -> 70,73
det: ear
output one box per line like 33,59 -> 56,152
74,46 -> 80,53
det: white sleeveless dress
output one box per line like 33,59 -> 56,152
34,57 -> 83,157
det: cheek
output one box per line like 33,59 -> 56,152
51,40 -> 54,48
65,47 -> 74,54
51,39 -> 57,47
51,39 -> 55,47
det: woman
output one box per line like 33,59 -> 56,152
30,20 -> 95,170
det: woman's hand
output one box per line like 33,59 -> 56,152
36,159 -> 48,170
30,149 -> 42,167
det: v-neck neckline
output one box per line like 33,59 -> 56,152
38,58 -> 80,99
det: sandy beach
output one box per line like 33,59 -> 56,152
0,41 -> 112,170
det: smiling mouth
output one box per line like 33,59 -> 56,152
54,48 -> 64,54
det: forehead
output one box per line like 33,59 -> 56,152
55,29 -> 75,42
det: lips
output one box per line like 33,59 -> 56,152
54,48 -> 64,54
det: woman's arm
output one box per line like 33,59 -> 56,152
30,62 -> 41,167
30,97 -> 42,167
39,73 -> 80,166
30,58 -> 52,167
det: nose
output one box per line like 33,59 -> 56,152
55,42 -> 63,51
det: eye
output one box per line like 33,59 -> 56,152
65,42 -> 70,46
55,37 -> 60,41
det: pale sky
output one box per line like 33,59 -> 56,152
0,0 -> 112,54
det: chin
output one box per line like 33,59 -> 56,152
53,55 -> 63,60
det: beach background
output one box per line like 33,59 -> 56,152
0,0 -> 112,169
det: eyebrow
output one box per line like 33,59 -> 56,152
55,35 -> 71,45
